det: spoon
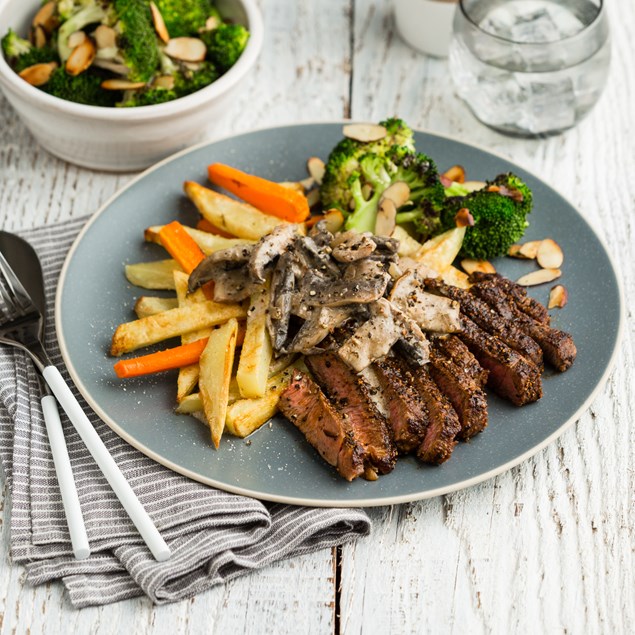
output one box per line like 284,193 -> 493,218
0,231 -> 90,559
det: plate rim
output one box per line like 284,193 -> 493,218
55,121 -> 626,508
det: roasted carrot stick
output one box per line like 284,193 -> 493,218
208,163 -> 310,223
158,221 -> 205,274
196,217 -> 236,238
114,338 -> 209,378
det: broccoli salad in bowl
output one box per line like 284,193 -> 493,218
1,0 -> 250,108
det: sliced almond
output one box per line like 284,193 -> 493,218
33,25 -> 47,48
461,259 -> 496,275
150,2 -> 170,43
165,37 -> 207,62
462,180 -> 487,193
93,58 -> 129,75
361,183 -> 373,201
375,198 -> 397,237
67,30 -> 87,50
536,238 -> 564,269
321,209 -> 345,233
154,74 -> 175,89
454,207 -> 475,228
508,244 -> 523,258
93,25 -> 117,50
306,188 -> 321,208
18,61 -> 57,86
548,284 -> 568,309
307,157 -> 326,185
381,181 -> 410,208
516,268 -> 561,287
442,165 -> 466,183
278,181 -> 305,194
299,176 -> 315,191
33,1 -> 56,32
101,78 -> 146,90
65,38 -> 96,76
518,240 -> 542,259
342,123 -> 387,143
204,15 -> 221,31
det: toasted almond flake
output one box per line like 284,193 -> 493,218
518,240 -> 542,259
93,24 -> 117,49
361,183 -> 373,200
154,74 -> 175,89
33,25 -> 47,48
508,244 -> 524,258
150,2 -> 170,43
65,38 -> 96,76
454,207 -> 475,228
307,156 -> 325,184
306,188 -> 321,208
33,1 -> 56,30
320,209 -> 345,233
342,123 -> 387,143
381,181 -> 410,208
278,181 -> 305,194
536,238 -> 564,269
204,16 -> 221,31
299,176 -> 315,191
93,58 -> 129,75
101,78 -> 146,90
461,258 -> 496,275
375,198 -> 397,237
18,61 -> 57,86
67,30 -> 87,49
548,284 -> 568,309
165,37 -> 207,62
462,180 -> 487,193
442,164 -> 466,183
487,185 -> 501,192
517,268 -> 561,287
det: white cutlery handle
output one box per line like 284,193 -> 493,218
42,365 -> 171,562
41,394 -> 91,560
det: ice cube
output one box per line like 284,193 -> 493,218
516,76 -> 577,134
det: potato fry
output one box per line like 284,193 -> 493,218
184,181 -> 289,240
134,296 -> 178,318
237,281 -> 273,398
125,259 -> 183,290
145,224 -> 253,255
110,300 -> 246,356
199,318 -> 239,447
392,225 -> 424,257
225,368 -> 294,438
416,226 -> 466,271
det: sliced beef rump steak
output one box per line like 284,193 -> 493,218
305,352 -> 397,475
278,371 -> 366,481
432,335 -> 489,389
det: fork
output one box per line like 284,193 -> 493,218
0,251 -> 171,562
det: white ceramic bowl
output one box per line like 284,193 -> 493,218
0,0 -> 263,171
394,0 -> 457,58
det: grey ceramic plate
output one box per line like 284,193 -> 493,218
56,123 -> 623,507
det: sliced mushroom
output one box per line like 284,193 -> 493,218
516,268 -> 562,286
33,1 -> 56,32
150,2 -> 170,43
101,78 -> 147,90
390,304 -> 430,367
342,123 -> 387,143
65,38 -> 96,76
165,37 -> 207,62
536,238 -> 564,269
33,25 -> 47,48
93,25 -> 117,50
67,30 -> 87,49
460,258 -> 496,275
249,224 -> 299,283
188,243 -> 254,292
267,252 -> 297,350
307,157 -> 326,184
331,231 -> 376,262
375,198 -> 397,237
18,62 -> 57,86
548,284 -> 568,309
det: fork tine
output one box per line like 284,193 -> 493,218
0,250 -> 33,317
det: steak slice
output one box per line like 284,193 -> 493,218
306,353 -> 397,475
428,343 -> 488,440
469,272 -> 550,325
424,279 -> 544,370
278,371 -> 365,481
433,335 -> 488,389
459,315 -> 543,406
372,357 -> 429,453
470,279 -> 576,372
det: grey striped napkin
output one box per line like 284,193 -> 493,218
0,218 -> 370,608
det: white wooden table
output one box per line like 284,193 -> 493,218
1,1 -> 633,632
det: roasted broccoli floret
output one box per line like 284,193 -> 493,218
57,3 -> 108,62
320,118 -> 416,211
201,22 -> 249,72
114,0 -> 160,82
441,173 -> 532,259
344,149 -> 444,235
1,29 -> 59,72
44,68 -> 119,106
174,61 -> 219,95
153,0 -> 220,38
118,86 -> 177,107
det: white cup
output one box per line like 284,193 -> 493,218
394,0 -> 458,58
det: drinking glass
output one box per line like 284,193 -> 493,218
448,0 -> 611,137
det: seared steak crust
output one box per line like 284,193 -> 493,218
306,353 -> 397,474
425,279 -> 544,370
433,335 -> 488,389
278,371 -> 365,481
373,357 -> 429,453
459,315 -> 543,406
470,279 -> 576,372
428,343 -> 488,440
